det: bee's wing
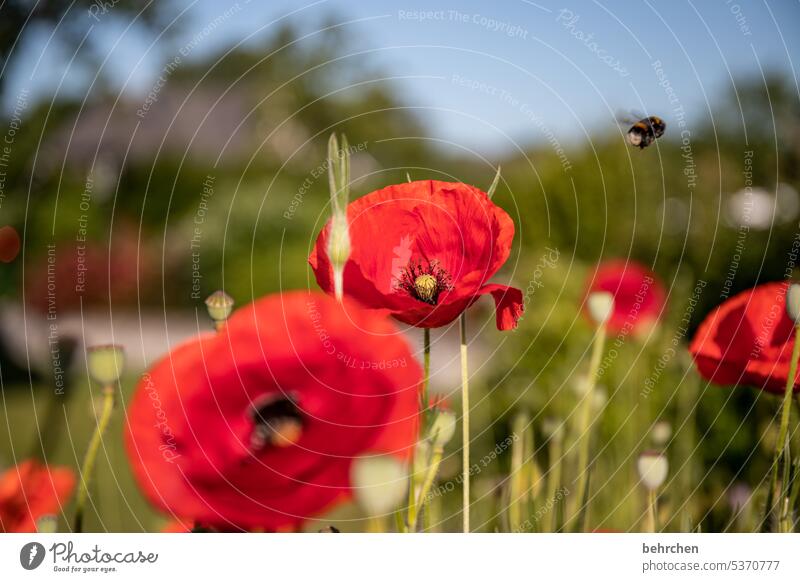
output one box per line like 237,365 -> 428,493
615,109 -> 635,126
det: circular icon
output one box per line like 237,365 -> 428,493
19,542 -> 46,570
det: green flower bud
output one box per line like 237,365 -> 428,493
637,450 -> 668,491
351,455 -> 408,515
86,344 -> 125,386
587,291 -> 615,326
786,283 -> 800,325
651,420 -> 672,446
205,290 -> 234,326
327,212 -> 351,267
429,410 -> 457,448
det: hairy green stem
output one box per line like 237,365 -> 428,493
74,386 -> 115,532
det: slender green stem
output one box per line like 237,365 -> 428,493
647,489 -> 658,533
767,324 -> 800,525
546,434 -> 563,533
405,457 -> 417,533
405,329 -> 433,533
74,386 -> 115,532
573,322 -> 608,525
410,446 -> 444,531
394,509 -> 405,533
419,329 -> 433,527
509,414 -> 526,532
422,328 -> 431,422
460,313 -> 471,533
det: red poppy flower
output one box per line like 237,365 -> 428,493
0,460 -> 76,532
125,291 -> 420,531
690,281 -> 798,394
309,180 -> 523,330
585,260 -> 666,333
25,224 -> 156,311
0,225 -> 21,263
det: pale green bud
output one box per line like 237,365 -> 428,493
429,411 -> 457,448
587,291 -> 615,326
205,290 -> 234,326
651,421 -> 672,446
87,344 -> 125,386
637,450 -> 668,491
351,455 -> 408,515
786,283 -> 800,325
327,212 -> 351,267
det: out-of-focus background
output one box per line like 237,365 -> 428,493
1,0 -> 799,532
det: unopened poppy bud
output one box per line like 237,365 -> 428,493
87,344 -> 125,386
587,291 -> 615,326
651,420 -> 672,446
326,133 -> 352,302
328,213 -> 351,301
205,290 -> 234,327
637,450 -> 668,491
429,410 -> 457,448
328,213 -> 351,266
36,515 -> 58,533
786,283 -> 800,325
351,455 -> 408,515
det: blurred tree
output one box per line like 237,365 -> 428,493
0,0 -> 169,98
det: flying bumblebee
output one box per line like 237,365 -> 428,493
626,115 -> 666,149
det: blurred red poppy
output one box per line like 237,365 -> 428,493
585,260 -> 666,333
125,291 -> 420,531
0,460 -> 75,532
0,225 -> 21,263
309,180 -> 523,330
690,281 -> 798,394
25,224 -> 155,311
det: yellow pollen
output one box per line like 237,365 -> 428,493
414,274 -> 438,303
269,418 -> 303,447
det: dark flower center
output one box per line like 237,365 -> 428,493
397,260 -> 453,305
249,394 -> 303,450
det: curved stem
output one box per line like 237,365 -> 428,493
73,385 -> 115,532
460,313 -> 470,533
410,445 -> 444,531
573,322 -> 608,526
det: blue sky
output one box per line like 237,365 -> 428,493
6,0 -> 800,155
